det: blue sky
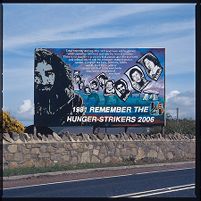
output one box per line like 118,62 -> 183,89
3,3 -> 195,126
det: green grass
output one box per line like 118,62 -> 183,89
3,158 -> 194,177
3,162 -> 133,177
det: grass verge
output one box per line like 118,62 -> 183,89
3,158 -> 194,177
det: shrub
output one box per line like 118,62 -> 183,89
150,119 -> 195,135
1,111 -> 25,134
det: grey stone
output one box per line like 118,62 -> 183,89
107,142 -> 115,149
121,148 -> 128,156
100,146 -> 107,154
39,153 -> 50,158
53,132 -> 62,141
33,133 -> 40,141
4,153 -> 14,160
22,147 -> 30,154
111,156 -> 120,163
167,152 -> 174,160
115,134 -> 121,140
31,143 -> 41,148
19,134 -> 26,142
62,135 -> 71,141
70,134 -> 78,141
24,154 -> 31,160
36,133 -> 43,140
93,149 -> 99,156
24,133 -> 32,141
136,147 -> 145,160
13,153 -> 23,161
115,148 -> 120,156
89,134 -> 98,141
91,155 -> 100,163
50,154 -> 60,161
40,145 -> 47,152
56,148 -> 66,153
158,151 -> 165,160
8,162 -> 18,168
51,143 -> 60,148
64,143 -> 72,149
8,145 -> 18,153
22,160 -> 34,167
26,144 -> 32,149
104,157 -> 111,163
82,134 -> 91,141
41,135 -> 48,141
31,148 -> 40,154
123,133 -> 130,140
117,144 -> 123,149
68,135 -> 76,142
81,151 -> 90,163
62,155 -> 70,161
90,134 -> 97,141
103,135 -> 110,141
88,144 -> 93,149
96,133 -> 105,140
46,145 -> 56,152
76,133 -> 84,141
3,133 -> 14,143
147,150 -> 158,158
10,132 -> 20,141
47,134 -> 54,141
131,147 -> 137,155
156,133 -> 163,139
71,156 -> 78,164
71,143 -> 78,149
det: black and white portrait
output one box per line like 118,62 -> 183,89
114,79 -> 130,102
34,48 -> 83,126
74,74 -> 82,84
89,79 -> 99,91
73,70 -> 80,78
137,52 -> 163,81
78,80 -> 85,90
104,80 -> 115,96
96,73 -> 108,89
125,65 -> 150,92
84,85 -> 92,95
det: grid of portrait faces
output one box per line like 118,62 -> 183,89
73,51 -> 163,102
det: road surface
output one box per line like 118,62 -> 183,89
3,167 -> 195,198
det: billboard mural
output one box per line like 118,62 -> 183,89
34,48 -> 165,127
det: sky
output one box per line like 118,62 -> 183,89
3,3 -> 196,126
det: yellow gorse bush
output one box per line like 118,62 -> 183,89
1,111 -> 25,134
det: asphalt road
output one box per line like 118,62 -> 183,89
3,168 -> 195,198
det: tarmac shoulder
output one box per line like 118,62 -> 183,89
3,161 -> 195,188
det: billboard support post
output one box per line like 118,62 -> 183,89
92,126 -> 96,134
34,126 -> 37,135
161,126 -> 165,136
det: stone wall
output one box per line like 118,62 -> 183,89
3,132 -> 195,169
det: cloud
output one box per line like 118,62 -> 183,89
166,90 -> 195,119
166,90 -> 180,100
18,99 -> 34,114
143,80 -> 164,96
3,4 -> 180,49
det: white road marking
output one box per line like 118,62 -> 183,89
111,184 -> 195,198
4,167 -> 195,190
3,173 -> 134,190
136,167 -> 194,175
131,185 -> 195,197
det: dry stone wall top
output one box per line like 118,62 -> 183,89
3,132 -> 195,169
